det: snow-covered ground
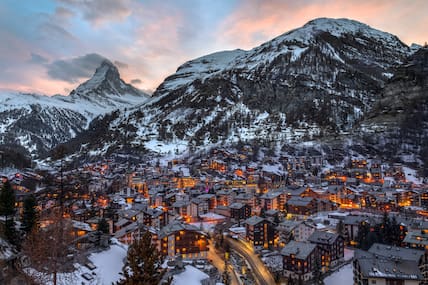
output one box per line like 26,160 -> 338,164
344,248 -> 354,261
172,265 -> 209,285
324,249 -> 354,285
403,166 -> 423,185
324,263 -> 353,285
26,239 -> 128,285
86,241 -> 128,284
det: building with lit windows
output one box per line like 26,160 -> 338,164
308,231 -> 344,268
158,221 -> 208,259
281,241 -> 321,282
354,244 -> 426,285
244,216 -> 275,249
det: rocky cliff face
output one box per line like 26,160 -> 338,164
355,47 -> 428,170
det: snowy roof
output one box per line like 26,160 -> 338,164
286,196 -> 314,206
113,222 -> 141,239
229,202 -> 246,209
72,220 -> 93,232
355,249 -> 422,280
158,221 -> 202,238
403,230 -> 428,246
260,191 -> 282,199
281,241 -> 317,260
244,215 -> 266,226
368,243 -> 424,262
199,212 -> 225,220
172,200 -> 190,208
308,230 -> 340,245
277,220 -> 302,231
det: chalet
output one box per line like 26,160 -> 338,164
196,193 -> 217,211
343,215 -> 372,245
393,189 -> 418,207
414,188 -> 428,208
308,231 -> 344,268
317,199 -> 338,212
244,216 -> 276,249
285,186 -> 319,200
172,200 -> 191,220
354,243 -> 426,285
229,202 -> 251,221
190,198 -> 209,219
259,190 -> 286,211
158,221 -> 208,259
281,241 -> 319,282
138,207 -> 167,229
277,220 -> 301,247
113,222 -> 144,245
216,189 -> 235,207
72,220 -> 93,240
234,192 -> 257,209
286,197 -> 317,216
277,220 -> 317,246
403,229 -> 428,251
265,209 -> 280,224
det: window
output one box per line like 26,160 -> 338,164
371,280 -> 376,284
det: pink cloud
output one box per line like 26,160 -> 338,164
219,0 -> 428,49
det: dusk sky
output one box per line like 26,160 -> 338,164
0,0 -> 427,96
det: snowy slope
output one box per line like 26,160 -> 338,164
156,18 -> 409,98
0,60 -> 149,157
64,18 -> 414,158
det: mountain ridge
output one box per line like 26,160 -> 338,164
56,18 -> 419,162
0,61 -> 149,157
2,17 -> 427,172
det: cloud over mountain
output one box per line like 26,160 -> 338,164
46,53 -> 107,83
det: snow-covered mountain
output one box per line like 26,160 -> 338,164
4,17 -> 426,168
67,18 -> 413,158
0,60 -> 149,156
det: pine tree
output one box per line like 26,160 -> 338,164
389,216 -> 402,246
117,231 -> 165,285
0,179 -> 15,217
4,219 -> 18,246
21,195 -> 37,234
356,221 -> 370,249
97,218 -> 109,234
95,218 -> 110,248
380,212 -> 392,244
0,179 -> 17,245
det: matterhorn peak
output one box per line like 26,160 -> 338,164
74,59 -> 120,93
70,59 -> 148,103
96,59 -> 120,76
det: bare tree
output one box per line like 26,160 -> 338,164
20,209 -> 77,285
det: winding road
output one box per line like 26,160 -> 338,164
225,237 -> 277,285
207,243 -> 240,285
